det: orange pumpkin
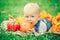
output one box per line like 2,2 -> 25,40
20,22 -> 34,33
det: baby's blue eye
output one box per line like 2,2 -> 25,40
25,16 -> 29,18
31,16 -> 34,17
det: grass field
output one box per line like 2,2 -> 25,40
0,0 -> 60,24
0,0 -> 60,40
0,26 -> 60,40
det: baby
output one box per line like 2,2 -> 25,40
24,3 -> 52,36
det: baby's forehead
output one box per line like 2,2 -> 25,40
24,12 -> 39,16
24,3 -> 39,9
24,3 -> 40,15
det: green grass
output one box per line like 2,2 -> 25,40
0,26 -> 60,40
0,0 -> 60,39
0,0 -> 60,24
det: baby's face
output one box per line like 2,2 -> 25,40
24,3 -> 40,25
24,13 -> 40,25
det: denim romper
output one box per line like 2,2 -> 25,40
34,18 -> 52,32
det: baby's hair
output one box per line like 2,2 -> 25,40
24,3 -> 40,14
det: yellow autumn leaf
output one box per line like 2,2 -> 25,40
15,16 -> 25,24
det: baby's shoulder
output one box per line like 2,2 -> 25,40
39,18 -> 51,23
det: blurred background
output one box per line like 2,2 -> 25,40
0,0 -> 60,24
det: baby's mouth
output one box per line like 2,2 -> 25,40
30,22 -> 33,24
29,22 -> 33,24
27,21 -> 33,24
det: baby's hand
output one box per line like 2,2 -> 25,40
28,28 -> 35,33
20,22 -> 34,33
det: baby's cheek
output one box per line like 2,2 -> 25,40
25,18 -> 28,22
33,20 -> 37,25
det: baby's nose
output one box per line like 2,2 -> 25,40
27,18 -> 32,22
28,17 -> 31,20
